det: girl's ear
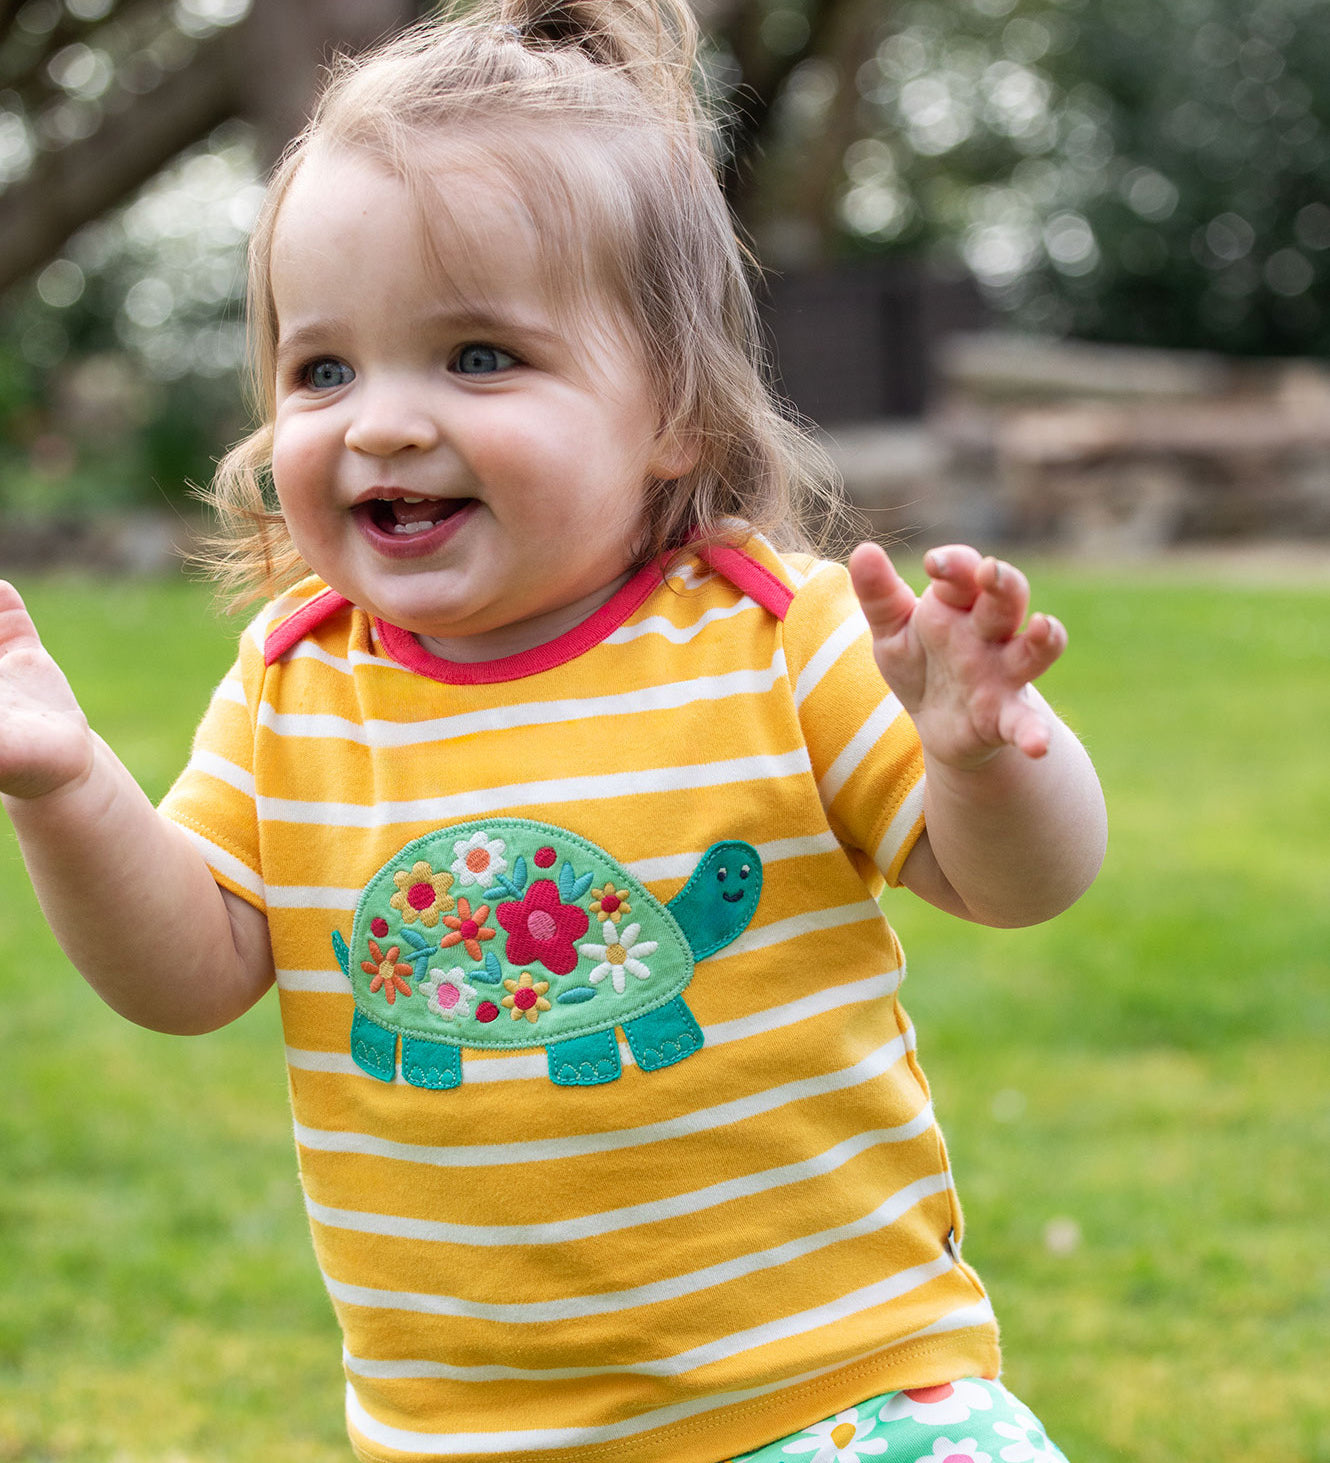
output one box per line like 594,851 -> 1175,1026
649,421 -> 700,481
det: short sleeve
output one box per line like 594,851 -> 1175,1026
157,611 -> 268,912
782,557 -> 926,886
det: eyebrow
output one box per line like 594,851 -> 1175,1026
274,307 -> 565,357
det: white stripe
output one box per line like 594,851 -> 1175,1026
265,885 -> 361,910
255,749 -> 812,827
277,968 -> 353,993
307,1098 -> 933,1247
254,655 -> 787,746
607,596 -> 756,645
284,963 -> 906,1084
321,1171 -> 952,1324
723,895 -> 888,959
188,748 -> 255,797
294,1030 -> 912,1167
177,827 -> 265,902
266,831 -> 845,911
343,1292 -> 994,1387
627,830 -> 840,883
214,677 -> 246,708
876,776 -> 927,876
342,1254 -> 960,1455
793,607 -> 867,707
818,694 -> 908,806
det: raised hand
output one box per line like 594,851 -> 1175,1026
0,581 -> 96,801
847,542 -> 1067,770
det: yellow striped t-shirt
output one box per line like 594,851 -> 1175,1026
159,538 -> 999,1463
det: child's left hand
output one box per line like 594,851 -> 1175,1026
847,541 -> 1066,771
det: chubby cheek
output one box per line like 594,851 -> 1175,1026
270,418 -> 334,526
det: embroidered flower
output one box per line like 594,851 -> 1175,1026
438,897 -> 496,961
502,971 -> 551,1024
580,920 -> 658,995
924,1440 -> 992,1463
781,1407 -> 888,1462
992,1417 -> 1061,1463
361,939 -> 413,1005
497,880 -> 589,975
588,882 -> 632,924
419,966 -> 478,1022
878,1381 -> 995,1429
389,861 -> 456,927
452,830 -> 508,887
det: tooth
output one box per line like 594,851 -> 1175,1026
392,520 -> 438,535
400,497 -> 427,504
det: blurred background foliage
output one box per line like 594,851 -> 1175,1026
3,0 -> 1330,517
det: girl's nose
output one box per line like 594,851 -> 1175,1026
344,384 -> 440,457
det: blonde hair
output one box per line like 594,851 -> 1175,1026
197,0 -> 851,606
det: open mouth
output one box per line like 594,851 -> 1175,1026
363,496 -> 472,537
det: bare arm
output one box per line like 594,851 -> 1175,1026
0,581 -> 273,1032
848,544 -> 1107,927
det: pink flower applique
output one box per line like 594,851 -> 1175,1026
497,879 -> 589,976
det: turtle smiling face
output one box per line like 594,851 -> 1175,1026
714,858 -> 754,903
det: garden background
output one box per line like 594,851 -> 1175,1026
2,0 -> 1329,1459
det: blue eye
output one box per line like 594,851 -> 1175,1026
454,344 -> 516,375
305,359 -> 354,390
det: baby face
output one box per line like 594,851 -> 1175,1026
267,144 -> 687,660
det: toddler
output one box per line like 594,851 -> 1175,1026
0,0 -> 1106,1459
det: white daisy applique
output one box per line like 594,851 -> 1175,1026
451,829 -> 507,888
579,920 -> 658,995
780,1408 -> 887,1463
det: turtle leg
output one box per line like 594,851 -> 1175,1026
623,996 -> 704,1072
547,1030 -> 622,1087
350,1009 -> 398,1082
402,1036 -> 462,1090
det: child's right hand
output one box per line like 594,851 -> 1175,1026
0,581 -> 96,802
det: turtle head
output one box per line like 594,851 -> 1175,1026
667,840 -> 762,961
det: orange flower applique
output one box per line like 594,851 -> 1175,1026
501,971 -> 551,1024
589,883 -> 632,924
362,939 -> 413,1005
390,861 -> 456,927
438,897 -> 496,962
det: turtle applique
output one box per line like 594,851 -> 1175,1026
331,818 -> 762,1088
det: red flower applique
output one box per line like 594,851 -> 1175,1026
496,879 -> 589,976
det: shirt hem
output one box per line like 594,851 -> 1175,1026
344,1330 -> 1001,1463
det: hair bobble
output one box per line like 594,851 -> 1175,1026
495,23 -> 525,41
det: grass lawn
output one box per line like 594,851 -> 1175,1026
2,561 -> 1328,1462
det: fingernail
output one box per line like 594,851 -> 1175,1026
989,558 -> 1002,588
927,550 -> 947,574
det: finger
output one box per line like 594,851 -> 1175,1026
0,581 -> 43,656
998,688 -> 1054,759
921,545 -> 984,609
848,541 -> 917,640
971,557 -> 1031,642
1004,612 -> 1067,683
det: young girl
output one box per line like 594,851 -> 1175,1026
0,1 -> 1106,1459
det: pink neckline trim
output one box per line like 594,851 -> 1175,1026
373,561 -> 665,685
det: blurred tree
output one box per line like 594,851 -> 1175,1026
745,0 -> 1330,357
0,0 -> 423,525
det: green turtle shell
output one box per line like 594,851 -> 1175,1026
346,818 -> 696,1051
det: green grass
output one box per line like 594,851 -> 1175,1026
2,563 -> 1328,1461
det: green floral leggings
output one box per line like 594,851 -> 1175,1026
728,1378 -> 1069,1463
